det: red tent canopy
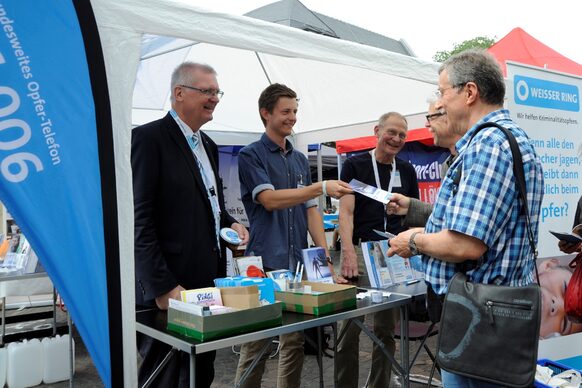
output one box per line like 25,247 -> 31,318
336,28 -> 582,155
489,27 -> 582,77
335,127 -> 434,154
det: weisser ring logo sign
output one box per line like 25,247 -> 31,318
514,75 -> 579,112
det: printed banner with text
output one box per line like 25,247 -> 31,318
0,2 -> 122,386
507,63 -> 582,258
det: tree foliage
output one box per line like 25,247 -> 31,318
433,36 -> 496,62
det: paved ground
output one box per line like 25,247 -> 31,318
39,315 -> 442,387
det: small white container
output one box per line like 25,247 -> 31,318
371,291 -> 383,303
7,338 -> 43,387
42,334 -> 75,384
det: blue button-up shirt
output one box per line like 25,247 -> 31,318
238,134 -> 317,270
424,109 -> 544,294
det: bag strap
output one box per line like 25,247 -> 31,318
461,122 -> 539,282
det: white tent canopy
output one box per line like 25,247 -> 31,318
135,43 -> 436,147
127,3 -> 439,148
90,0 -> 440,384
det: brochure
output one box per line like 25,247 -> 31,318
386,255 -> 415,284
361,240 -> 393,288
180,287 -> 223,306
349,179 -> 392,205
234,255 -> 265,277
550,224 -> 582,244
301,247 -> 334,283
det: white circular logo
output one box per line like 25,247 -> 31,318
515,80 -> 529,101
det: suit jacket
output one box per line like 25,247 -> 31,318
132,113 -> 236,306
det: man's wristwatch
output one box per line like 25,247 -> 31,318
409,232 -> 422,255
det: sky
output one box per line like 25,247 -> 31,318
186,0 -> 582,66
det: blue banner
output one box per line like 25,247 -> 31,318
514,75 -> 580,112
0,1 -> 120,386
398,142 -> 450,204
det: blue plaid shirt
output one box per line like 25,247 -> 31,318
424,109 -> 544,294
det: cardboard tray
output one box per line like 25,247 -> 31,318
167,302 -> 282,341
275,281 -> 356,315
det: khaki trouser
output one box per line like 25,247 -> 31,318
335,244 -> 399,388
235,331 -> 304,388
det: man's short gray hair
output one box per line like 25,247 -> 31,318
426,93 -> 438,105
439,49 -> 505,106
378,111 -> 408,129
170,62 -> 217,102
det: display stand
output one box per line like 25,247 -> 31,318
0,270 -> 74,386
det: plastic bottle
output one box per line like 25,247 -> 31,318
42,334 -> 75,384
7,338 -> 43,387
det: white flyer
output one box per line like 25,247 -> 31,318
349,179 -> 392,204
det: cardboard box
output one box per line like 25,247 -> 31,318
275,281 -> 356,315
214,277 -> 275,304
167,302 -> 282,341
219,285 -> 261,309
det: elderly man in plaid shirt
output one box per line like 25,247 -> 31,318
388,49 -> 544,387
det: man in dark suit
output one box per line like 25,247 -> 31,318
132,62 -> 248,388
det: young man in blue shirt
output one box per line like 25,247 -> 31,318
236,83 -> 352,387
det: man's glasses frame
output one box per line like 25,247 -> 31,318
179,84 -> 224,99
425,111 -> 447,123
434,82 -> 468,99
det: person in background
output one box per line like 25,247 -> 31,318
236,83 -> 352,388
336,112 -> 419,388
132,62 -> 248,387
387,49 -> 544,387
387,96 -> 459,226
386,98 -> 459,324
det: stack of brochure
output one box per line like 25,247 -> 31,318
361,240 -> 415,288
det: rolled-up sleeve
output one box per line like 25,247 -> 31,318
239,148 -> 274,204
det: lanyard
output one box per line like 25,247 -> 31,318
371,149 -> 396,231
371,149 -> 396,193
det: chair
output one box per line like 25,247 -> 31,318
395,320 -> 441,387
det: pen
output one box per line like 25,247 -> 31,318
294,262 -> 301,282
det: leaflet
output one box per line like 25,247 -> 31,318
349,179 -> 392,204
549,223 -> 582,244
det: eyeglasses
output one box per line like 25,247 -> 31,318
434,83 -> 467,99
180,85 -> 224,99
425,111 -> 447,123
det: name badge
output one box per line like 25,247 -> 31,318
297,173 -> 305,189
392,171 -> 402,188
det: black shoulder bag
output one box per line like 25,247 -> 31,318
436,122 -> 541,387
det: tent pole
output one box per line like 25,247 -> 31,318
255,52 -> 273,84
337,154 -> 342,179
317,146 -> 324,212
